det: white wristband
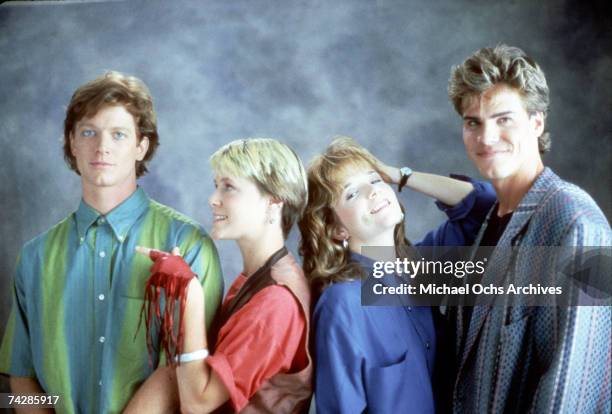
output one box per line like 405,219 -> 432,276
175,348 -> 209,363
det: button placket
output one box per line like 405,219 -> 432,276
93,220 -> 112,388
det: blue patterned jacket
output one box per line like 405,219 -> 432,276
450,168 -> 611,414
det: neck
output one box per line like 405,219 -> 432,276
350,230 -> 395,259
82,182 -> 137,215
492,161 -> 544,216
238,228 -> 285,277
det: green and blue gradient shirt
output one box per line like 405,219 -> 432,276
0,187 -> 223,413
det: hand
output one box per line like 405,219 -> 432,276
136,245 -> 197,365
374,160 -> 401,185
136,245 -> 181,259
136,246 -> 195,287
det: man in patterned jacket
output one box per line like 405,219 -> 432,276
445,44 -> 611,413
0,71 -> 223,413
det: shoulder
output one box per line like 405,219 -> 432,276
538,175 -> 609,231
146,199 -> 201,227
20,214 -> 74,260
145,199 -> 212,239
238,285 -> 303,326
314,280 -> 361,322
270,253 -> 310,300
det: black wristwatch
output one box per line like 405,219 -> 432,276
398,166 -> 413,192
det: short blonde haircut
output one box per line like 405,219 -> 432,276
210,138 -> 308,238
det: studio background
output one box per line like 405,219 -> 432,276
1,0 -> 610,400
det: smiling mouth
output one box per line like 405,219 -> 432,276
213,214 -> 228,222
477,150 -> 508,158
370,200 -> 390,214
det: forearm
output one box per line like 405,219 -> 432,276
383,165 -> 474,206
123,366 -> 179,414
9,377 -> 54,414
405,172 -> 473,205
176,279 -> 217,413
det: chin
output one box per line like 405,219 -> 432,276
379,214 -> 402,229
475,163 -> 503,179
210,225 -> 224,240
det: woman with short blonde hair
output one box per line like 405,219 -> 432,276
127,138 -> 312,414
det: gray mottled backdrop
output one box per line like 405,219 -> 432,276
1,0 -> 610,397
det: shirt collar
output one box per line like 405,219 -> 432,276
75,187 -> 149,243
349,251 -> 377,269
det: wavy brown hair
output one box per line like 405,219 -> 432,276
298,137 -> 409,296
63,71 -> 160,177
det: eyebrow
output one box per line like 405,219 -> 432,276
342,170 -> 377,190
463,110 -> 515,121
75,122 -> 131,130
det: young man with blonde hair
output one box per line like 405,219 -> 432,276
445,44 -> 611,413
0,71 -> 223,413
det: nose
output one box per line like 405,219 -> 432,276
95,131 -> 112,154
479,123 -> 499,145
368,184 -> 378,200
208,190 -> 221,208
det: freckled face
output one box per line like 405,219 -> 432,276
333,167 -> 403,248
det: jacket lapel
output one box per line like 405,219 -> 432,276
458,168 -> 558,370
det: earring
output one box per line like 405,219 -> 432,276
342,239 -> 348,249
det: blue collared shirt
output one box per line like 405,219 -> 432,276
313,179 -> 496,414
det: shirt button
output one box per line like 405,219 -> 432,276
425,341 -> 430,350
98,380 -> 102,387
118,236 -> 124,242
99,251 -> 106,258
99,336 -> 105,343
80,237 -> 85,243
98,294 -> 105,301
99,217 -> 106,224
407,306 -> 412,311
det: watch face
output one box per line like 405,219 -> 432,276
400,167 -> 412,177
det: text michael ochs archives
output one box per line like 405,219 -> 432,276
370,257 -> 563,297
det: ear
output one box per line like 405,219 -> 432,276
69,132 -> 76,156
136,136 -> 150,161
531,111 -> 545,137
268,197 -> 284,215
332,225 -> 350,243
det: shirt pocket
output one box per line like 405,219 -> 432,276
364,351 -> 435,414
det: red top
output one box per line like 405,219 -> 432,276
206,274 -> 307,411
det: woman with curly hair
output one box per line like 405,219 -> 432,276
299,137 -> 495,414
126,138 -> 312,413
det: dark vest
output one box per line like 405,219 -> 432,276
212,247 -> 313,414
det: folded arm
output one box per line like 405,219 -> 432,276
377,163 -> 474,206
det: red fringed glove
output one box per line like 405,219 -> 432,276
138,250 -> 196,366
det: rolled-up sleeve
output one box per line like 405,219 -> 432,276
419,176 -> 496,247
206,285 -> 305,412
